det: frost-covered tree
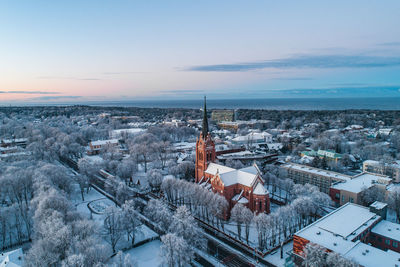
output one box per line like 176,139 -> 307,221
147,168 -> 163,191
169,205 -> 204,249
112,251 -> 138,267
144,199 -> 172,231
241,206 -> 253,244
121,200 -> 142,247
230,203 -> 246,240
160,233 -> 193,267
388,187 -> 400,223
302,242 -> 358,267
103,206 -> 124,253
75,174 -> 90,201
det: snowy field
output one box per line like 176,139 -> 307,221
124,240 -> 163,267
73,186 -> 159,251
264,241 -> 293,267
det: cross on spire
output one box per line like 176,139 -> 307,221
202,96 -> 209,139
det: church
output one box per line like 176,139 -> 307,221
195,98 -> 270,217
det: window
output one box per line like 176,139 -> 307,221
385,239 -> 391,245
342,195 -> 345,202
378,236 -> 382,242
393,241 -> 398,248
335,193 -> 340,199
350,197 -> 354,203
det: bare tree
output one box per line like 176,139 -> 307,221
103,206 -> 124,253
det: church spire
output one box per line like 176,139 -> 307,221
202,96 -> 209,139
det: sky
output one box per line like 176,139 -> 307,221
1,0 -> 400,104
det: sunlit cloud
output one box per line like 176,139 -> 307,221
37,76 -> 101,81
0,91 -> 60,94
29,95 -> 83,100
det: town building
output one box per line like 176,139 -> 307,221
293,202 -> 400,267
217,120 -> 271,131
363,159 -> 400,183
211,109 -> 235,122
87,139 -> 120,155
195,98 -> 270,217
109,128 -> 145,140
329,173 -> 392,207
0,138 -> 28,148
231,131 -> 272,146
300,149 -> 342,163
0,248 -> 24,267
281,163 -> 352,194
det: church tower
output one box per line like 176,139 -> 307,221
195,97 -> 216,183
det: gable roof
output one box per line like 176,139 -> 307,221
205,163 -> 262,187
0,248 -> 23,267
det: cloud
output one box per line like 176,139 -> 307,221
378,42 -> 400,47
37,76 -> 101,81
270,77 -> 313,81
0,90 -> 60,94
102,72 -> 147,75
185,54 -> 400,72
161,89 -> 205,95
30,95 -> 83,100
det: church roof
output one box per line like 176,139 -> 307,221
205,162 -> 261,187
253,183 -> 268,195
205,163 -> 235,175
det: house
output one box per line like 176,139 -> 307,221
301,149 -> 342,163
293,203 -> 400,267
0,138 -> 28,148
281,163 -> 352,194
363,159 -> 400,183
378,128 -> 393,136
329,173 -> 392,207
87,139 -> 119,155
231,131 -> 272,146
195,98 -> 270,218
109,128 -> 145,140
0,248 -> 24,267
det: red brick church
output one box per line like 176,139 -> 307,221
195,98 -> 270,217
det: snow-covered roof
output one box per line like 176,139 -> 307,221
299,155 -> 314,164
172,142 -> 196,150
369,201 -> 387,210
344,125 -> 364,130
238,197 -> 249,204
282,163 -> 351,182
295,203 -> 381,254
332,173 -> 391,193
343,241 -> 400,267
205,163 -> 235,176
0,138 -> 27,144
90,139 -> 119,146
267,143 -> 283,150
205,163 -> 261,187
253,183 -> 268,195
0,248 -> 23,267
371,220 -> 400,242
110,128 -> 145,138
363,159 -> 400,169
231,132 -> 271,143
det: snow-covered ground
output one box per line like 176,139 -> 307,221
122,240 -> 163,267
73,186 -> 158,251
264,241 -> 293,267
